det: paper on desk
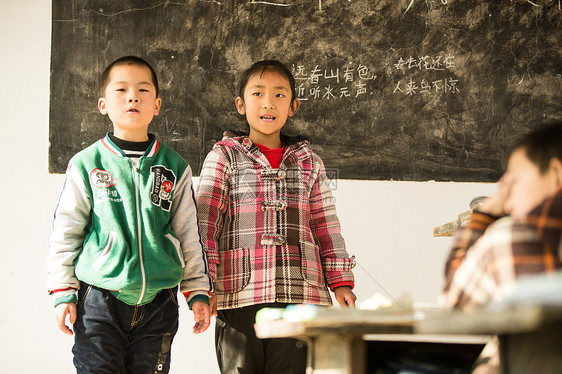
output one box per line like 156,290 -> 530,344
256,304 -> 320,323
358,292 -> 413,312
255,293 -> 429,325
358,293 -> 438,322
357,292 -> 394,310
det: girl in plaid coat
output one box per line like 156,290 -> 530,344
196,60 -> 357,374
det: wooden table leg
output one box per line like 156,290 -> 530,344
307,334 -> 366,374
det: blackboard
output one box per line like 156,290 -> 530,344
49,0 -> 562,181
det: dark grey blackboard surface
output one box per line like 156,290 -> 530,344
49,1 -> 561,181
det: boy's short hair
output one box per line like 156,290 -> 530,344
238,60 -> 297,102
510,120 -> 562,173
100,56 -> 159,97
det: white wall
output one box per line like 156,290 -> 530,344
0,1 -> 497,372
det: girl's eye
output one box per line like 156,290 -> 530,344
139,89 -> 149,92
276,93 -> 285,98
116,88 -> 126,92
252,92 -> 262,96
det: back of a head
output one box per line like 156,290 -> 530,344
511,120 -> 562,174
100,56 -> 159,97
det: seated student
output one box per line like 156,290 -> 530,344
442,120 -> 562,311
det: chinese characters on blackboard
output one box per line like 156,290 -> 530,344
393,54 -> 460,96
292,63 -> 377,101
292,54 -> 459,102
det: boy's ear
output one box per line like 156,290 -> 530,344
98,98 -> 108,115
235,97 -> 246,115
550,158 -> 562,189
288,98 -> 300,117
154,97 -> 162,116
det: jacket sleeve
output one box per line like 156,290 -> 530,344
171,164 -> 214,299
442,211 -> 498,294
47,163 -> 91,305
309,156 -> 355,289
195,147 -> 231,281
441,212 -> 557,310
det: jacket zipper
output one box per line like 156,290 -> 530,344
133,164 -> 147,305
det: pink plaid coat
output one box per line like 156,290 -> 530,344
196,134 -> 355,310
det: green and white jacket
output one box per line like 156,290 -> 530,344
47,133 -> 213,306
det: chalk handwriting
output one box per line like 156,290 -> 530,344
292,63 -> 376,101
392,54 -> 460,95
393,77 -> 460,95
292,60 -> 460,99
394,54 -> 456,71
405,0 -> 560,13
250,0 -> 291,6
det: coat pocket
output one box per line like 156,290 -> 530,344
92,231 -> 116,270
300,241 -> 325,287
215,247 -> 251,294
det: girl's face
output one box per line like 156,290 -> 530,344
235,68 -> 299,148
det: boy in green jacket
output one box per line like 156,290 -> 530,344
47,56 -> 213,373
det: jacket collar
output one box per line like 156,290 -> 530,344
218,131 -> 311,167
101,132 -> 160,158
525,189 -> 562,258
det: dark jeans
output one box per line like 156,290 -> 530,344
72,282 -> 179,374
215,303 -> 307,374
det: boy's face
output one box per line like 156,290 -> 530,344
503,148 -> 560,220
98,64 -> 161,141
235,69 -> 299,147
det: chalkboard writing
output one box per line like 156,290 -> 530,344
293,63 -> 377,101
49,0 -> 562,181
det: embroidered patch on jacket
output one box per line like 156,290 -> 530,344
90,168 -> 117,188
90,169 -> 122,203
150,165 -> 176,211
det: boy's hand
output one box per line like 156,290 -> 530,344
479,176 -> 511,217
192,301 -> 211,334
334,286 -> 357,308
55,302 -> 77,335
209,294 -> 218,317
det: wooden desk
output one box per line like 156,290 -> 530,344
416,305 -> 562,374
254,307 -> 488,374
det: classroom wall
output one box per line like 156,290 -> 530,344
0,1 -> 496,372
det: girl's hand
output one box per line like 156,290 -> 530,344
334,286 -> 357,308
209,294 -> 218,317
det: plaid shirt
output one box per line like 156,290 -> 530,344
442,189 -> 562,310
196,134 -> 355,310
